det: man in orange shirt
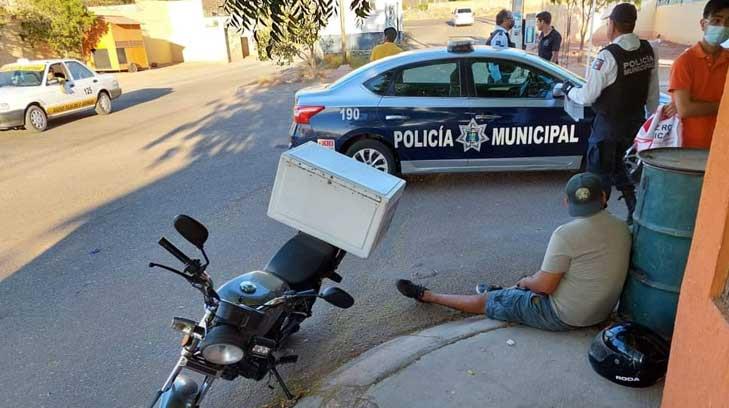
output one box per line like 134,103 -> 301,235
666,0 -> 729,148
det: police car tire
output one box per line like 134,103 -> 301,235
24,105 -> 48,133
346,139 -> 396,174
95,92 -> 112,115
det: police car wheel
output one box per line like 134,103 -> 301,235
346,140 -> 396,174
95,92 -> 112,115
24,105 -> 48,133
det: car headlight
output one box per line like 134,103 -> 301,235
200,325 -> 245,365
0,103 -> 10,112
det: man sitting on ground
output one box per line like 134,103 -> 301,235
396,173 -> 631,331
370,26 -> 403,62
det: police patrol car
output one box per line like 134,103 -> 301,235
0,59 -> 122,132
290,40 -> 595,175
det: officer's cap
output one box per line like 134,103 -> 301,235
607,3 -> 638,24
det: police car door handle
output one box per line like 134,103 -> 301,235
475,114 -> 501,120
385,115 -> 409,121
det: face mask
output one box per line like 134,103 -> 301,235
704,24 -> 729,46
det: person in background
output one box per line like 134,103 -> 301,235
664,0 -> 729,148
565,3 -> 659,225
487,9 -> 516,49
396,173 -> 631,332
370,26 -> 402,62
536,11 -> 562,64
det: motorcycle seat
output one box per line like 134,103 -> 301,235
264,233 -> 338,286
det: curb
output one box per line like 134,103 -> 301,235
296,317 -> 508,407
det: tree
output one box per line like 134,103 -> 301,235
551,0 -> 640,55
15,0 -> 97,57
256,10 -> 330,77
223,0 -> 371,58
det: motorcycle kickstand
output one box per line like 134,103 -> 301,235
270,365 -> 294,400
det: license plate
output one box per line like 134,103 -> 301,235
317,139 -> 335,149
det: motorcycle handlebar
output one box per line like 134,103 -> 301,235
158,237 -> 192,266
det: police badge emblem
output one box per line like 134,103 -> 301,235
456,118 -> 489,152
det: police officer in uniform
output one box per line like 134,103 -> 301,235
486,9 -> 516,49
564,3 -> 659,224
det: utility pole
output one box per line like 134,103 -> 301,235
339,0 -> 348,64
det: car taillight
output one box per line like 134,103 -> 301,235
294,106 -> 325,125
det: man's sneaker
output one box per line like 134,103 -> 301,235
396,279 -> 428,302
475,283 -> 503,295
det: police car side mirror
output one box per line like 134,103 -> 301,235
552,83 -> 565,98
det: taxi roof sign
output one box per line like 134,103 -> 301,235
447,39 -> 474,53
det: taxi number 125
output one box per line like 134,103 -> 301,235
340,108 -> 360,121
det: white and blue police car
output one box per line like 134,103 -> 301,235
290,41 -> 664,175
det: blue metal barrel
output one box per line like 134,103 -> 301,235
619,148 -> 708,339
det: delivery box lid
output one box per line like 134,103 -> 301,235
284,142 -> 403,199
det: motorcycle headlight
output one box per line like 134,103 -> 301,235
201,325 -> 245,365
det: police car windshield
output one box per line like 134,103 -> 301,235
0,66 -> 45,87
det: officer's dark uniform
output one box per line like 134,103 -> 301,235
588,40 -> 655,201
565,3 -> 658,224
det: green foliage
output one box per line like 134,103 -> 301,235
255,10 -> 331,76
417,3 -> 428,11
16,0 -> 97,57
0,7 -> 7,34
223,0 -> 371,58
84,0 -> 135,6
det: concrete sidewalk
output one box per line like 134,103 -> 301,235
297,317 -> 663,408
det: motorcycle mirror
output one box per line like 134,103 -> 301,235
173,215 -> 209,250
319,287 -> 354,309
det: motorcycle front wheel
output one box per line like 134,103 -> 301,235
157,375 -> 201,408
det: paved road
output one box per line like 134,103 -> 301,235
0,60 -> 617,407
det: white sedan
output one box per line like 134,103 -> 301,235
452,8 -> 475,26
0,58 -> 122,132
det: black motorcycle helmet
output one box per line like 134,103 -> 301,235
588,321 -> 670,388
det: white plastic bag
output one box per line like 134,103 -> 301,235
624,105 -> 682,182
634,105 -> 682,151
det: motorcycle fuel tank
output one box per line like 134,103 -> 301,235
217,271 -> 289,307
217,271 -> 290,336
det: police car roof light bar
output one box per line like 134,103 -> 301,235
447,40 -> 474,53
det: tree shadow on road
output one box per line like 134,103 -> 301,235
139,82 -> 302,169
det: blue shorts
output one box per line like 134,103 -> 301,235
485,288 -> 574,331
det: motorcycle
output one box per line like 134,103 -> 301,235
148,214 -> 354,407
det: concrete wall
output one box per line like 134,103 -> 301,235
321,0 -> 403,52
0,20 -> 56,66
662,78 -> 729,407
635,0 -> 658,39
89,0 -> 230,65
653,2 -> 704,45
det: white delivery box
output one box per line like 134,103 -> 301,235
268,142 -> 406,258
